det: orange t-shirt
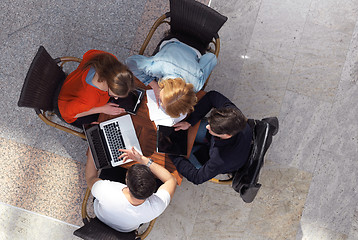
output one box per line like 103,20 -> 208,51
58,50 -> 111,123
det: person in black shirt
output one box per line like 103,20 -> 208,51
170,91 -> 252,185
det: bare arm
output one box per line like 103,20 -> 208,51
120,147 -> 177,199
85,148 -> 101,190
75,102 -> 125,118
148,81 -> 161,106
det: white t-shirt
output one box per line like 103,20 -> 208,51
92,180 -> 171,232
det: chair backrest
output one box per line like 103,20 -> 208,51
18,46 -> 66,112
73,217 -> 136,240
168,0 -> 228,54
231,119 -> 273,202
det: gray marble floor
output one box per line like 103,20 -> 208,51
0,0 -> 357,239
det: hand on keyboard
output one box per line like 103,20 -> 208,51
119,147 -> 146,164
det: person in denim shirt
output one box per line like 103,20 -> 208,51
125,39 -> 217,117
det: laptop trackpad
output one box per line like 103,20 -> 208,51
122,131 -> 142,155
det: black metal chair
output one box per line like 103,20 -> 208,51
210,117 -> 279,203
139,0 -> 228,90
73,188 -> 156,240
17,46 -> 86,139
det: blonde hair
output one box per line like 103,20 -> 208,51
159,78 -> 197,118
83,53 -> 134,97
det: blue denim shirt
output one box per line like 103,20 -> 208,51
125,41 -> 217,92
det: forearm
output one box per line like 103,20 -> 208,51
187,91 -> 237,125
170,155 -> 215,185
75,106 -> 103,118
85,149 -> 100,189
148,80 -> 159,90
142,156 -> 175,184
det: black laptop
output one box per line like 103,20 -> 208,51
156,125 -> 188,156
109,88 -> 144,115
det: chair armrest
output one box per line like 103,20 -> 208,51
139,13 -> 170,55
137,218 -> 156,240
81,187 -> 92,224
54,56 -> 82,68
36,110 -> 86,140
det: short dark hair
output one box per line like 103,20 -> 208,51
208,107 -> 247,136
126,164 -> 157,200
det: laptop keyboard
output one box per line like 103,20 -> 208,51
89,128 -> 109,168
103,122 -> 126,163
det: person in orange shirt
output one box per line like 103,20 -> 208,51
58,50 -> 134,128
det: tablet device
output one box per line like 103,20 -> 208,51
110,88 -> 144,115
156,125 -> 188,156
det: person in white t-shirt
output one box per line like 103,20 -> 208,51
85,147 -> 177,232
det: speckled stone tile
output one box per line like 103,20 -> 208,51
320,81 -> 358,158
319,21 -> 358,157
39,0 -> 145,49
287,22 -> 351,102
347,206 -> 358,240
296,221 -> 348,240
0,137 -> 87,226
307,0 -> 358,35
206,0 -> 262,100
267,90 -> 332,173
146,178 -> 207,240
65,33 -> 131,63
190,183 -> 252,240
0,202 -> 81,240
210,0 -> 261,51
0,23 -> 70,80
231,48 -> 293,119
6,0 -> 43,34
0,0 -> 12,43
301,149 -> 358,235
249,0 -> 311,60
240,161 -> 312,240
340,18 -> 358,84
205,45 -> 247,100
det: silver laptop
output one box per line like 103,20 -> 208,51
84,114 -> 142,169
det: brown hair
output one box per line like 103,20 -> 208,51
83,53 -> 134,96
158,78 -> 197,118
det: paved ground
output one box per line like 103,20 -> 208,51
0,0 -> 357,239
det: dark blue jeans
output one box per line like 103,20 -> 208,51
188,119 -> 209,169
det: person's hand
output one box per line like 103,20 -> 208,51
153,87 -> 161,106
119,147 -> 146,164
148,80 -> 161,106
173,121 -> 191,131
101,103 -> 125,115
